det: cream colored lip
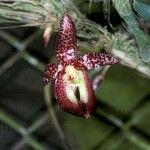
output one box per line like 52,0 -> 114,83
63,65 -> 88,104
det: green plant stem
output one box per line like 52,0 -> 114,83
43,84 -> 72,150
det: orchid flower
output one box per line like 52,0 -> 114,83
43,12 -> 119,118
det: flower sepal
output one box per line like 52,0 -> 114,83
55,65 -> 96,118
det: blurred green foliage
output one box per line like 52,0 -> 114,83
0,0 -> 150,150
133,0 -> 150,21
97,65 -> 150,114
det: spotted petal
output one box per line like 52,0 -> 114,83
43,64 -> 59,85
54,67 -> 96,118
56,12 -> 77,63
43,12 -> 119,118
79,52 -> 119,70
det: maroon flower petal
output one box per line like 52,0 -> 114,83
56,12 -> 77,63
43,64 -> 59,85
43,12 -> 119,118
54,69 -> 96,118
79,52 -> 119,70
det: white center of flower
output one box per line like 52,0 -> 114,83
63,65 -> 88,104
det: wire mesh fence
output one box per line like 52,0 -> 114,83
0,0 -> 150,150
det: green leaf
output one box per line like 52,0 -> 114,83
112,0 -> 150,62
62,113 -> 114,150
96,65 -> 150,114
133,0 -> 150,21
100,133 -> 144,150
